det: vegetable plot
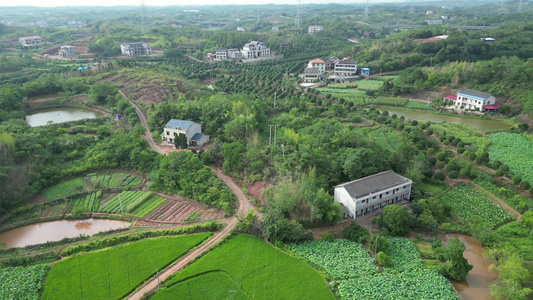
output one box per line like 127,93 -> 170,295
0,265 -> 49,300
440,184 -> 512,228
488,132 -> 533,182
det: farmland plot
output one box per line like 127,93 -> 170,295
97,191 -> 153,214
159,234 -> 334,300
0,265 -> 49,300
42,233 -> 210,300
440,184 -> 512,228
488,132 -> 533,182
43,177 -> 85,200
145,200 -> 224,223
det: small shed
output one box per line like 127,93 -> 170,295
360,68 -> 370,77
115,114 -> 122,120
483,103 -> 500,112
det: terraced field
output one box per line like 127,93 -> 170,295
145,200 -> 224,223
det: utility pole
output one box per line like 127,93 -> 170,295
364,0 -> 370,21
518,0 -> 523,13
295,0 -> 301,29
140,0 -> 147,35
268,125 -> 279,145
281,144 -> 285,158
230,290 -> 236,300
409,0 -> 415,14
274,91 -> 277,108
118,194 -> 124,214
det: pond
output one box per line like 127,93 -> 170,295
376,107 -> 513,131
25,107 -> 103,127
441,234 -> 497,300
0,219 -> 130,249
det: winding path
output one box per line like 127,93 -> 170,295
120,90 -> 259,299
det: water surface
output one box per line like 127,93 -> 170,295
26,108 -> 103,127
0,219 -> 130,249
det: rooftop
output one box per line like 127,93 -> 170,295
458,89 -> 492,100
20,35 -> 41,39
336,170 -> 411,199
336,60 -> 357,65
309,59 -> 326,64
191,133 -> 206,141
444,95 -> 457,101
304,68 -> 320,75
165,119 -> 195,130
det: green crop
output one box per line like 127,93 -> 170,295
0,265 -> 49,300
488,132 -> 533,182
42,233 -> 210,300
440,184 -> 512,228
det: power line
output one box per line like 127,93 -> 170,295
518,0 -> 523,13
409,0 -> 415,14
269,125 -> 279,146
295,0 -> 301,28
140,0 -> 148,34
364,0 -> 370,21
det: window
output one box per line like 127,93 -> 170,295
386,191 -> 389,195
396,188 -> 399,191
379,194 -> 382,199
403,185 -> 407,189
166,131 -> 170,135
373,196 -> 376,199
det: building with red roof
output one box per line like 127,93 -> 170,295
307,58 -> 326,74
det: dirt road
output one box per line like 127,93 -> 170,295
121,90 -> 261,299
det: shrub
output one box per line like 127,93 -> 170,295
426,129 -> 434,135
457,147 -> 465,154
320,232 -> 336,242
519,181 -> 530,190
375,251 -> 393,267
342,223 -> 370,243
436,161 -> 445,169
434,172 -> 445,181
512,176 -> 522,185
460,168 -> 470,178
448,171 -> 458,179
499,164 -> 510,172
495,170 -> 504,177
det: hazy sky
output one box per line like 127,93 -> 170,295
3,0 -> 408,7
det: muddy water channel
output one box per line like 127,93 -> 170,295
441,234 -> 497,300
376,107 -> 513,131
25,107 -> 103,127
0,219 -> 130,249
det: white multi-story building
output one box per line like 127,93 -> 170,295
308,25 -> 324,34
334,171 -> 412,220
307,59 -> 326,74
228,48 -> 242,59
455,89 -> 497,111
241,41 -> 271,59
334,60 -> 358,76
59,45 -> 76,58
19,36 -> 43,47
161,119 -> 210,147
215,49 -> 227,59
120,42 -> 151,56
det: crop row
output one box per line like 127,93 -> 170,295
98,191 -> 150,214
371,97 -> 409,106
285,240 -> 377,280
317,88 -> 366,95
87,173 -> 142,189
69,191 -> 102,213
404,100 -> 435,110
440,184 -> 513,228
383,237 -> 424,273
0,265 -> 50,300
130,196 -> 167,218
42,177 -> 85,200
488,132 -> 533,183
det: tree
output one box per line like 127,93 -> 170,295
379,205 -> 411,236
89,83 -> 118,107
522,211 -> 533,229
445,238 -> 473,281
370,234 -> 389,253
376,251 -> 393,267
342,222 -> 370,243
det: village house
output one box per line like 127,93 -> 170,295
308,25 -> 324,34
120,42 -> 151,56
334,60 -> 358,76
334,170 -> 412,220
325,56 -> 340,71
59,45 -> 76,59
241,41 -> 271,59
307,59 -> 326,74
161,119 -> 210,147
227,48 -> 242,59
447,89 -> 498,111
302,68 -> 320,83
215,49 -> 227,59
19,36 -> 44,48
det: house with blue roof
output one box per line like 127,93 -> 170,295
161,119 -> 210,147
455,89 -> 497,112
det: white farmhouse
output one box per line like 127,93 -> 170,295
59,45 -> 76,58
308,25 -> 324,34
241,41 -> 271,59
334,60 -> 358,76
334,171 -> 412,220
456,89 -> 497,111
215,49 -> 227,59
19,36 -> 43,47
120,42 -> 151,56
161,119 -> 210,147
307,59 -> 326,74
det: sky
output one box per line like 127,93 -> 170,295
2,0 -> 410,7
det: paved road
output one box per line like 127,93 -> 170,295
121,90 -> 260,299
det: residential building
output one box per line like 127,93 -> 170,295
308,25 -> 324,34
334,60 -> 358,76
326,56 -> 339,71
241,41 -> 271,59
19,36 -> 43,47
161,119 -> 210,147
272,26 -> 279,31
120,42 -> 151,56
237,27 -> 246,32
307,59 -> 326,74
425,19 -> 443,25
59,45 -> 76,58
215,49 -> 227,59
334,170 -> 412,220
177,45 -> 197,50
228,48 -> 242,59
455,89 -> 497,111
302,68 -> 320,83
